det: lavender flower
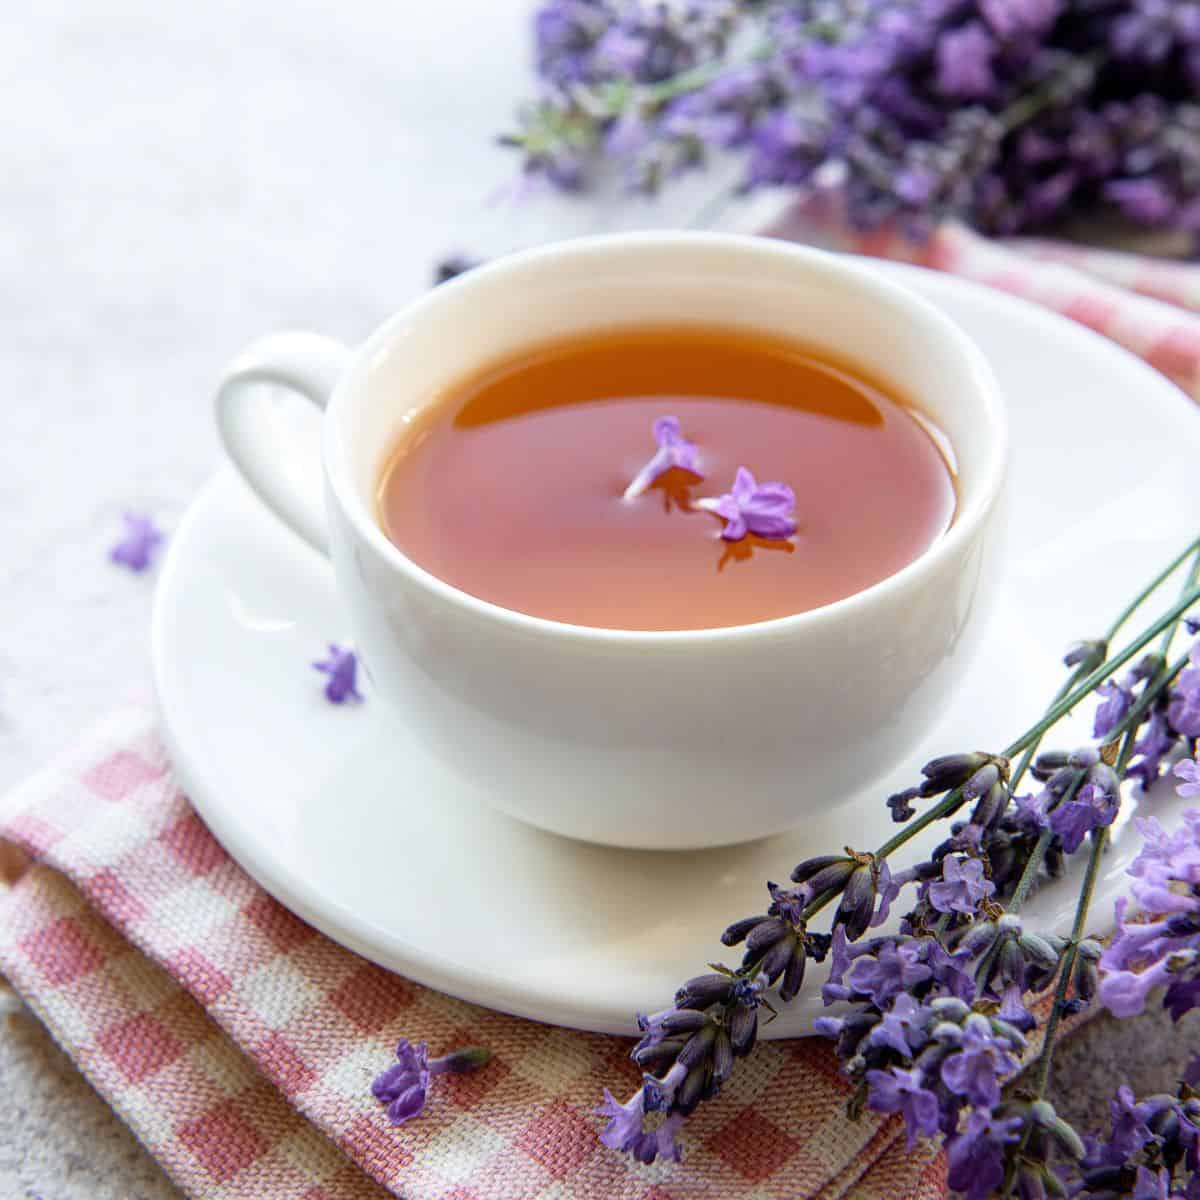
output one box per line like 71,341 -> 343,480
928,856 -> 995,916
1176,758 -> 1200,797
865,1066 -> 939,1149
1050,763 -> 1121,854
945,1108 -> 1024,1200
622,416 -> 702,501
597,1089 -> 685,1164
109,512 -> 164,572
1168,644 -> 1200,738
372,1040 -> 489,1125
312,644 -> 363,704
1094,679 -> 1134,738
695,467 -> 796,542
1100,808 -> 1200,1022
938,1012 -> 1022,1108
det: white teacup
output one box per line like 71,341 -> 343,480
215,232 -> 1007,850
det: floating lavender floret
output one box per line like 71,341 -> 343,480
695,467 -> 796,542
622,416 -> 702,501
109,512 -> 164,572
312,643 -> 363,704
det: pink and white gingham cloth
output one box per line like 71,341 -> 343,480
2,221 -> 1196,1199
0,710 -> 947,1200
764,198 -> 1200,401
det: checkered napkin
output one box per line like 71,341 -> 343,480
3,229 -> 1195,1200
763,197 -> 1200,401
0,710 -> 947,1200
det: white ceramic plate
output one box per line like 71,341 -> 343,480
152,262 -> 1200,1038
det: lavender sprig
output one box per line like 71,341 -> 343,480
508,1 -> 1200,247
597,532 -> 1200,1183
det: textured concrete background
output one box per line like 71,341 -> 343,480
2,2 -> 1197,1196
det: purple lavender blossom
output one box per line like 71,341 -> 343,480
622,416 -> 702,501
1128,709 -> 1177,789
1176,758 -> 1200,797
1169,644 -> 1200,738
1094,679 -> 1134,738
695,467 -> 796,542
512,1 -> 1200,247
866,993 -> 930,1058
998,983 -> 1035,1033
312,644 -> 363,704
945,1108 -> 1024,1200
935,23 -> 996,100
1100,811 -> 1200,1021
865,1066 -> 939,1149
928,856 -> 995,916
1049,765 -> 1120,854
846,940 -> 934,1009
938,1013 -> 1021,1108
372,1039 -> 432,1123
109,512 -> 164,572
597,1088 -> 685,1166
371,1040 -> 488,1126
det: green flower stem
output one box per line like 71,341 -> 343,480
1028,708 -> 1145,1103
1103,533 -> 1200,643
1000,581 -> 1200,759
1033,825 -> 1108,1094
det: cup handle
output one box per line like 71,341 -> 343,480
215,331 -> 353,556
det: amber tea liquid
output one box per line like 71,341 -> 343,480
376,325 -> 956,631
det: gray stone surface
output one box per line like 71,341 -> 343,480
1,1 -> 1195,1196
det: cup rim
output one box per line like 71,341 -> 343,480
323,231 -> 1008,644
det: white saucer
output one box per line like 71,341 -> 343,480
152,262 -> 1200,1038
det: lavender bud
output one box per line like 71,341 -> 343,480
659,1009 -> 711,1035
710,1029 -> 733,1087
674,1064 -> 707,1114
803,860 -> 858,897
1072,939 -> 1102,1002
728,1003 -> 758,1056
929,996 -> 972,1022
632,1037 -> 685,1070
1018,932 -> 1060,973
676,1023 -> 717,1070
1063,638 -> 1107,672
1031,750 -> 1069,781
988,1016 -> 1028,1048
778,941 -> 807,1003
675,974 -> 735,1010
790,854 -> 848,884
758,934 -> 796,983
920,752 -> 990,795
1068,747 -> 1100,770
721,915 -> 767,947
995,937 -> 1027,992
961,920 -> 999,958
745,917 -> 789,955
963,762 -> 1000,799
968,780 -> 1010,832
835,865 -> 877,940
